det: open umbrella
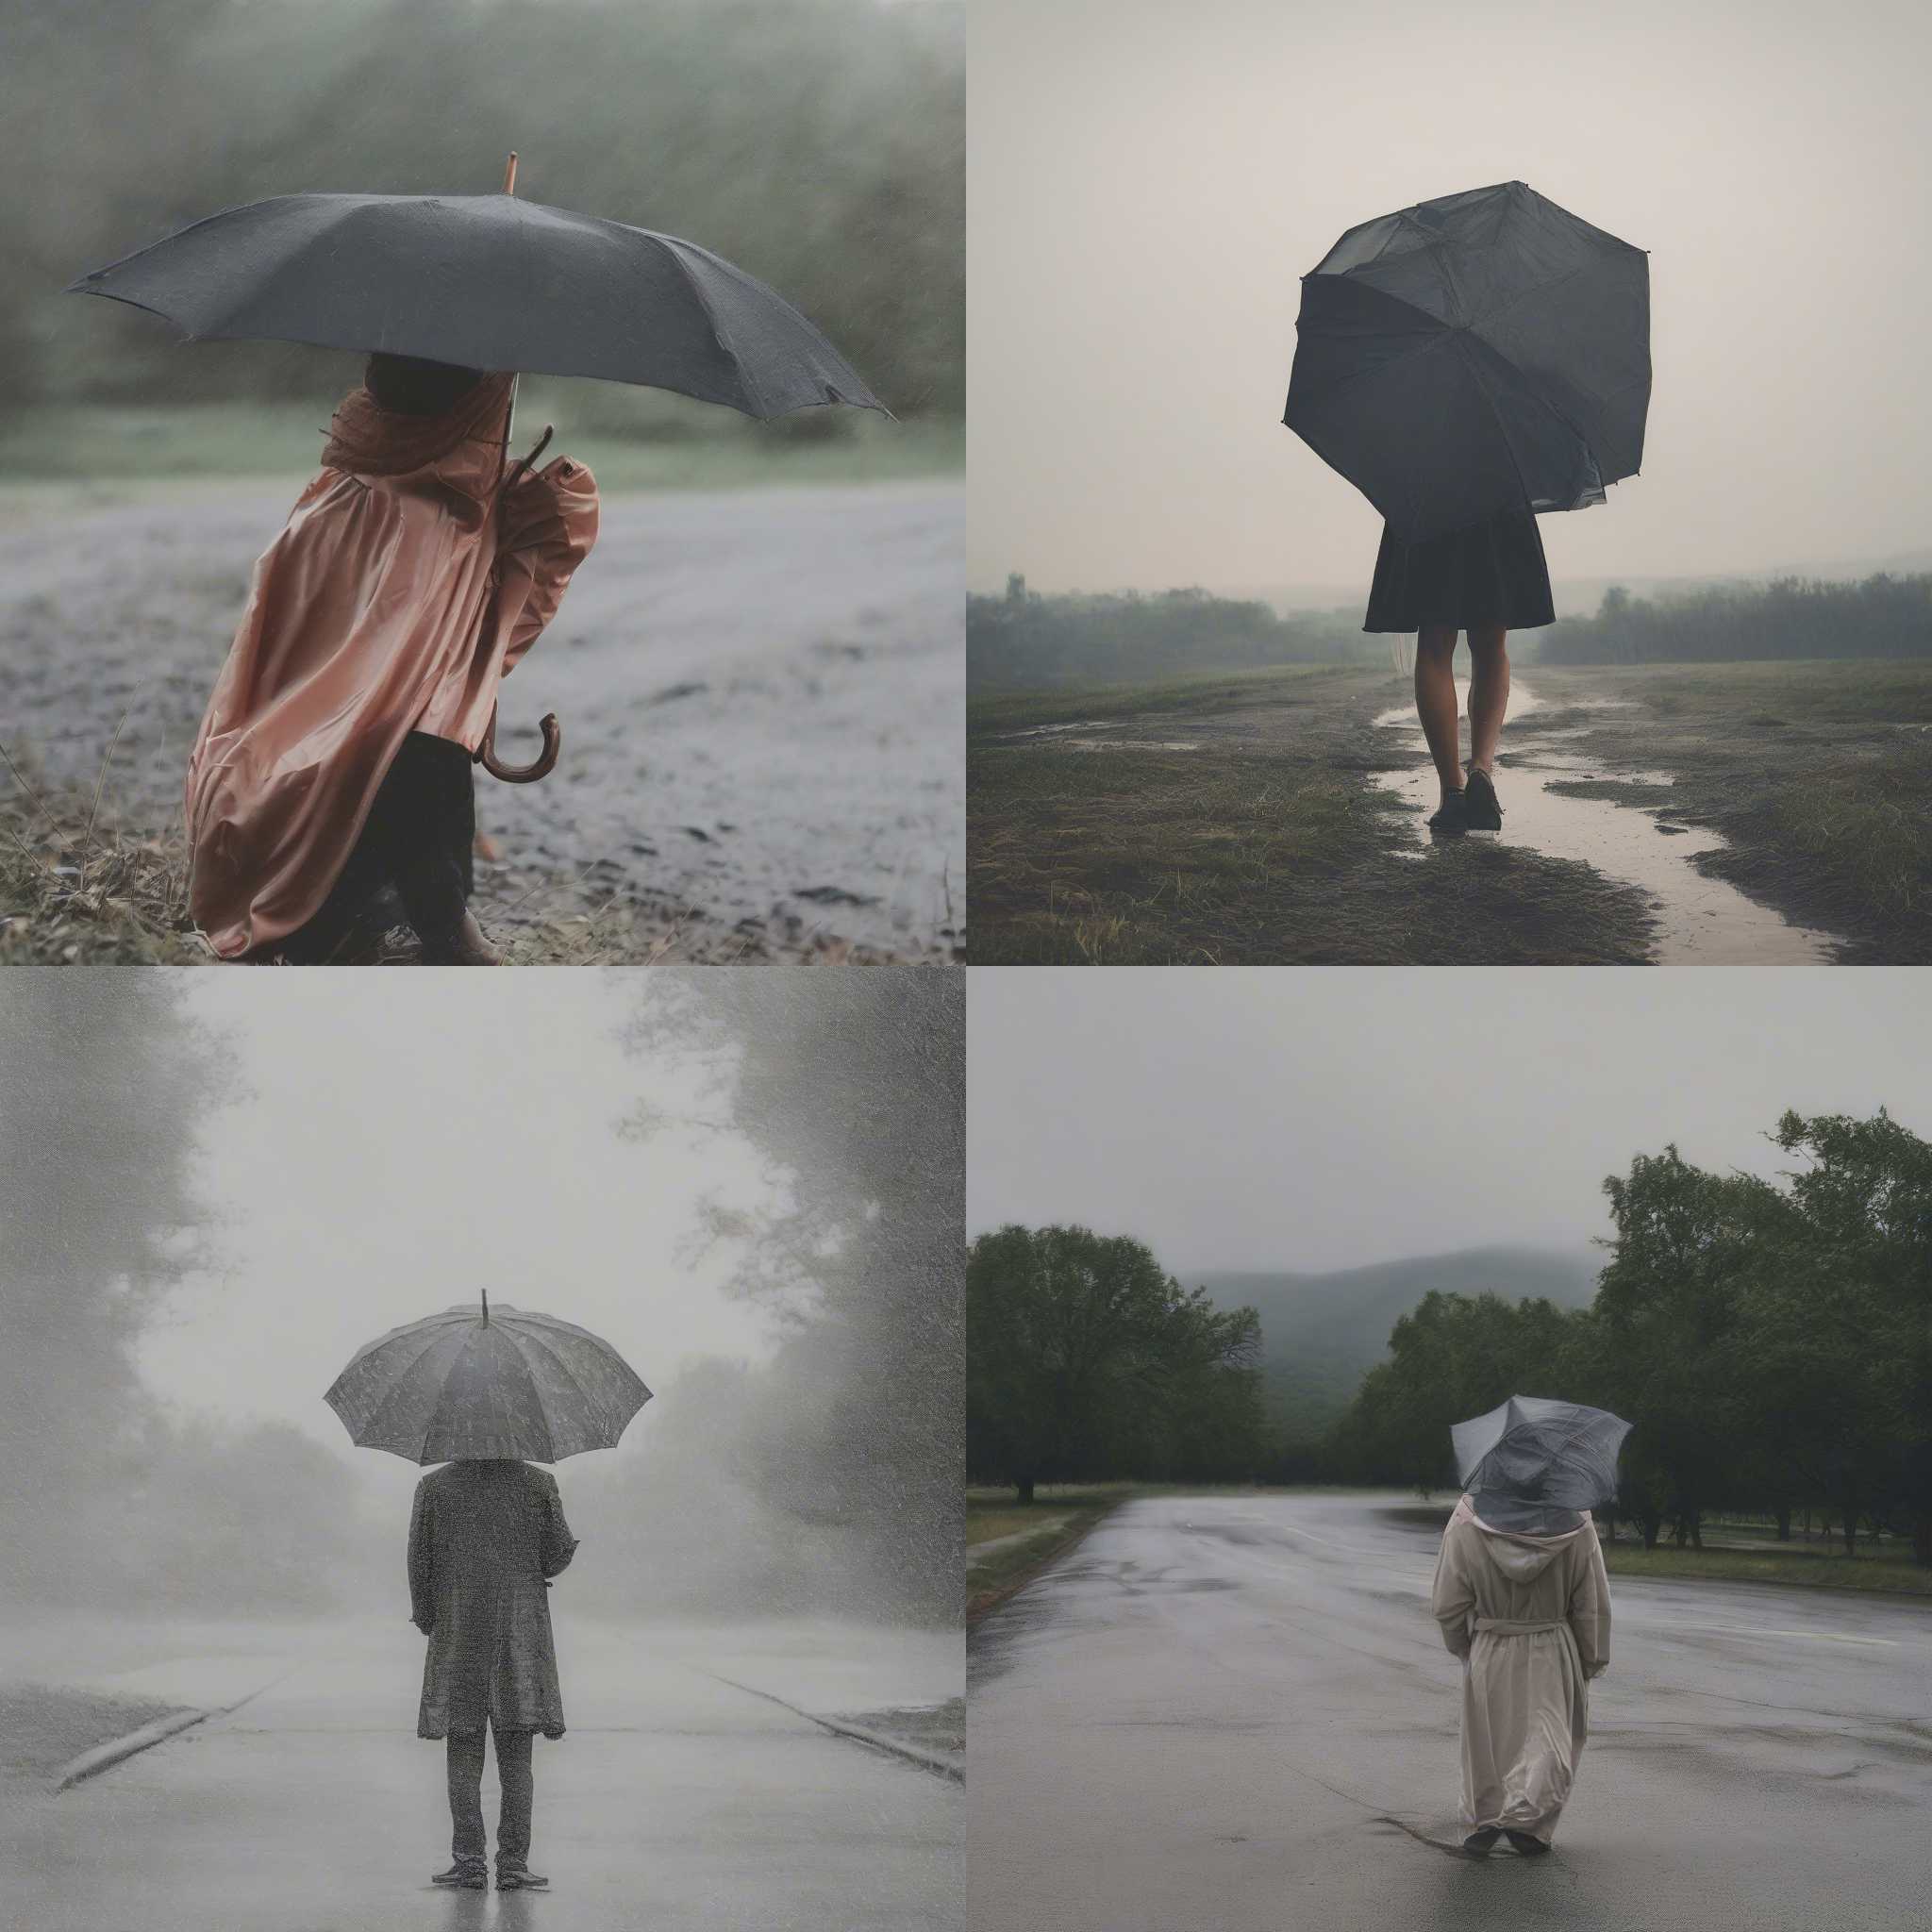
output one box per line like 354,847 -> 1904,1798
1284,179 -> 1649,542
325,1290 -> 650,1465
68,152 -> 888,779
1451,1394 -> 1632,1534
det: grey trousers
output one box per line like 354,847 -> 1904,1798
446,1722 -> 534,1870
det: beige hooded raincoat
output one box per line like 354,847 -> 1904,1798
1429,1493 -> 1611,1843
184,372 -> 599,959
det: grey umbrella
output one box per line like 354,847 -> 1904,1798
325,1290 -> 650,1465
66,161 -> 886,421
1284,179 -> 1649,542
1451,1394 -> 1632,1534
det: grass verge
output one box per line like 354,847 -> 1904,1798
0,1684 -> 188,1782
969,665 -> 1657,963
967,1485 -> 1141,1624
1598,1542 -> 1932,1597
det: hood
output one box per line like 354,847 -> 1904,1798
320,370 -> 515,496
1452,1492 -> 1589,1583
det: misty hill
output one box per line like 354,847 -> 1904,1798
1194,1246 -> 1601,1436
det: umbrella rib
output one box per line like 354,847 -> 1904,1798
355,1321 -> 474,1448
327,1317 -> 458,1427
662,236 -> 772,418
512,1323 -> 619,1453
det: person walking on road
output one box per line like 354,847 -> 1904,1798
408,1457 -> 580,1891
1429,1488 -> 1611,1857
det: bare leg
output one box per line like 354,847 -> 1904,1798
1413,627 -> 1463,808
1466,626 -> 1509,774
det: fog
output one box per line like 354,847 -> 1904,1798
968,0 -> 1931,596
966,967 -> 1932,1274
1,970 -> 962,1627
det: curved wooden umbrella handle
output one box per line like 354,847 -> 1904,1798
476,704 -> 560,784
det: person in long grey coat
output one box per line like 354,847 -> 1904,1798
408,1458 -> 578,1891
1430,1491 -> 1610,1857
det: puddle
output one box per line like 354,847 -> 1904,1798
1372,677 -> 1842,965
1058,739 -> 1202,753
1001,719 -> 1120,739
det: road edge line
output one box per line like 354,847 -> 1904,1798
52,1665 -> 299,1791
702,1674 -> 963,1783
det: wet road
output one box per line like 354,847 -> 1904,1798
969,1492 -> 1932,1931
4,1618 -> 962,1932
0,477 -> 962,956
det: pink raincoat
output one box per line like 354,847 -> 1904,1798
184,372 -> 598,958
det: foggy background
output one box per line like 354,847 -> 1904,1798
0,969 -> 962,1626
968,0 -> 1931,603
967,968 -> 1932,1274
0,0 -> 962,440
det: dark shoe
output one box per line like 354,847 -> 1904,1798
432,1863 -> 487,1889
497,1868 -> 550,1891
1427,791 -> 1470,836
1505,1831 -> 1551,1857
1461,1827 -> 1502,1857
1463,764 -> 1504,830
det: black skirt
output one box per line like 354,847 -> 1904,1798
1363,510 -> 1555,634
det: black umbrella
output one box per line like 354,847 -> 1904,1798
1284,180 -> 1649,542
1451,1394 -> 1632,1534
66,161 -> 886,420
324,1291 -> 651,1465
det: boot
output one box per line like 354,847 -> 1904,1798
432,1862 -> 487,1890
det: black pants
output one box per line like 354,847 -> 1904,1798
446,1721 -> 534,1871
282,732 -> 475,962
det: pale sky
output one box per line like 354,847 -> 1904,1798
968,0 -> 1931,596
967,969 -> 1932,1274
140,973 -> 781,1509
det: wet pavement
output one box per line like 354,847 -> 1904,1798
1372,678 -> 1842,963
0,477 -> 963,957
968,1491 -> 1932,1931
2,1615 -> 962,1931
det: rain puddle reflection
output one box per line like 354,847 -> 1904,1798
1372,677 -> 1841,964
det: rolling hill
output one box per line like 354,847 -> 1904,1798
1194,1246 -> 1601,1437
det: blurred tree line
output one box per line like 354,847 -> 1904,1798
969,575 -> 1374,691
1539,575 -> 1932,664
967,1225 -> 1268,1501
971,1111 -> 1932,1566
0,0 -> 961,421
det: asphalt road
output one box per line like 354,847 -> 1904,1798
968,1491 -> 1932,1931
3,1619 -> 961,1932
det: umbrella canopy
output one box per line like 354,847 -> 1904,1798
1284,180 -> 1649,542
325,1292 -> 650,1465
68,191 -> 886,420
1451,1394 -> 1633,1534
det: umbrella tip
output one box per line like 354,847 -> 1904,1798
502,153 -> 519,195
481,1287 -> 490,1326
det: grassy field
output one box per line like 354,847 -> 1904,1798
969,656 -> 1932,964
0,401 -> 961,496
969,664 -> 1657,964
1526,660 -> 1932,961
1599,1542 -> 1931,1596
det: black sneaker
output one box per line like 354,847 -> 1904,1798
432,1863 -> 487,1890
1461,1827 -> 1502,1857
497,1867 -> 550,1891
1463,765 -> 1503,831
1427,791 -> 1470,836
1505,1831 -> 1550,1857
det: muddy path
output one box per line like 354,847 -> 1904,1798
1370,676 -> 1844,964
1,476 -> 963,960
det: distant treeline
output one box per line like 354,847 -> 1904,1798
969,1108 -> 1932,1562
968,575 -> 1374,690
1,0 -> 962,419
1538,575 -> 1932,663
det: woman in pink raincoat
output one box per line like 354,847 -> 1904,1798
184,355 -> 598,963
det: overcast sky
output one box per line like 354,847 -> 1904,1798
139,974 -> 779,1507
968,0 -> 1930,595
967,969 -> 1932,1274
